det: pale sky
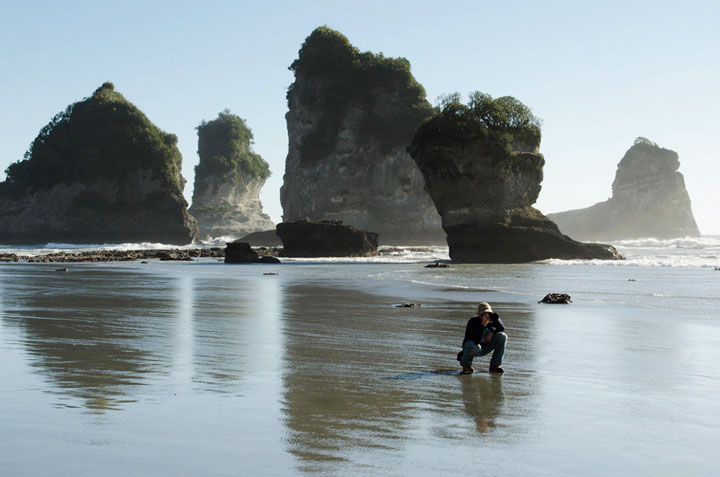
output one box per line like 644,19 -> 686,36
2,0 -> 718,234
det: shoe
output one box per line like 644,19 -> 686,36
489,365 -> 504,374
460,366 -> 475,375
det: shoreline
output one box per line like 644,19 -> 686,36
0,247 -> 281,263
0,246 -> 439,263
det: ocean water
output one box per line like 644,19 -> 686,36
0,237 -> 719,475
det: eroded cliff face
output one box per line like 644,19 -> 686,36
0,168 -> 197,245
548,138 -> 700,241
408,94 -> 620,263
0,83 -> 197,245
190,174 -> 274,240
279,27 -> 444,245
281,101 -> 442,244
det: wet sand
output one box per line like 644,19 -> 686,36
0,262 -> 719,475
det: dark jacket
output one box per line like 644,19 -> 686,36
462,315 -> 505,346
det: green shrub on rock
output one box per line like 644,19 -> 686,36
2,82 -> 184,197
414,91 -> 542,158
194,110 -> 270,183
288,26 -> 433,163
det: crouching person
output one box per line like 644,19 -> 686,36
459,302 -> 507,374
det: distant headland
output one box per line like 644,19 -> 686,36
548,137 -> 700,241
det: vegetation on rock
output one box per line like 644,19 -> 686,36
1,82 -> 184,198
288,26 -> 433,162
413,92 -> 542,158
194,110 -> 270,183
633,136 -> 658,147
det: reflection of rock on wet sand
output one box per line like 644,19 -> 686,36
1,265 -> 287,410
280,284 -> 415,469
0,267 -> 180,412
188,275 -> 284,393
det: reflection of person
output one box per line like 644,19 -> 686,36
461,371 -> 504,434
459,302 -> 507,374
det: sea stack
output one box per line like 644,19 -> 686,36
189,111 -> 274,240
280,27 -> 444,245
0,82 -> 197,244
407,93 -> 620,263
548,137 -> 700,241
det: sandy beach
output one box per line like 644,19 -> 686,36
1,257 -> 719,475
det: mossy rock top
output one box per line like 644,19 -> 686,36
2,82 -> 184,197
194,110 -> 270,183
411,92 -> 542,159
288,26 -> 433,163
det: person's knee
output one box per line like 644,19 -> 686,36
496,332 -> 507,344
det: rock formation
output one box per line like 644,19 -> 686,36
224,241 -> 281,263
0,82 -> 197,244
276,219 -> 378,257
189,111 -> 274,240
547,138 -> 700,241
407,93 -> 620,263
280,27 -> 444,245
236,229 -> 282,247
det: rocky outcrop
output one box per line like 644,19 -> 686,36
224,241 -> 258,263
280,27 -> 444,245
190,111 -> 274,240
539,293 -> 572,304
0,82 -> 197,244
408,93 -> 620,263
547,138 -> 700,241
224,241 -> 281,264
276,219 -> 378,257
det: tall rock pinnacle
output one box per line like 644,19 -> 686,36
280,27 -> 444,244
189,111 -> 274,240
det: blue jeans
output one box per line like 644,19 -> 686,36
460,333 -> 507,368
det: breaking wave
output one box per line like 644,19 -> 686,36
611,236 -> 720,250
549,235 -> 720,268
3,236 -> 719,268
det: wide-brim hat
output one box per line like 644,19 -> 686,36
477,302 -> 493,314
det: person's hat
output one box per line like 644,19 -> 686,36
477,302 -> 493,314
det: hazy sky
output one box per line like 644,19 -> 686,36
2,0 -> 718,234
